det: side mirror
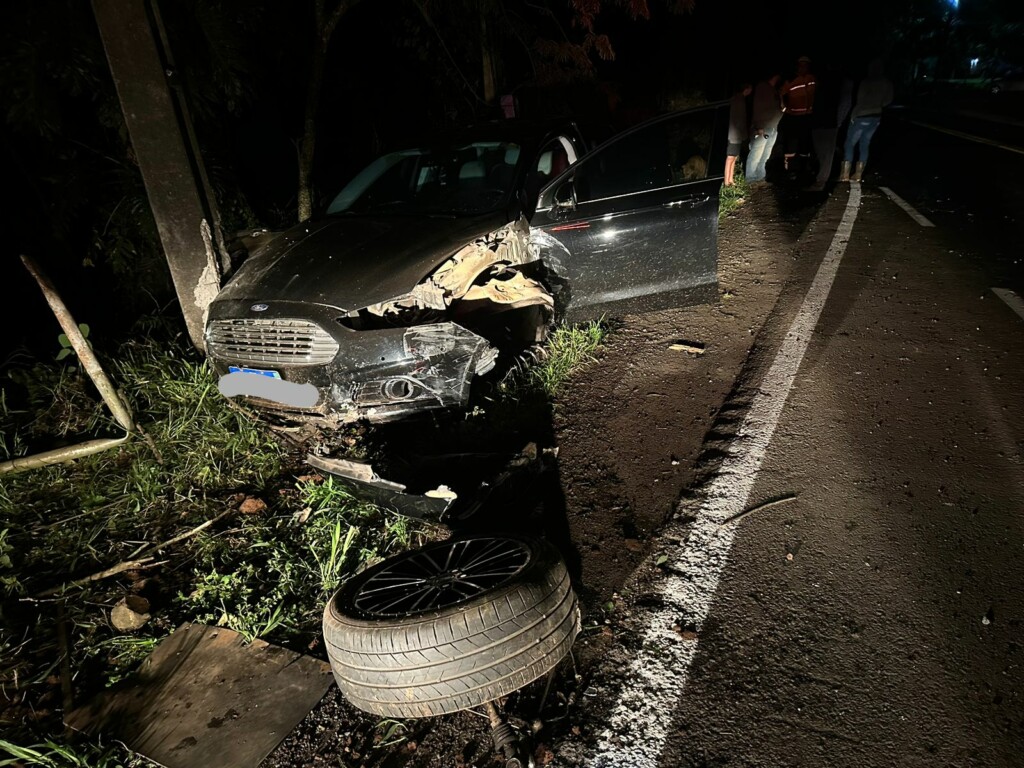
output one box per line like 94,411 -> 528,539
553,179 -> 576,215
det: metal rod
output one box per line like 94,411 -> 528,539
0,436 -> 130,475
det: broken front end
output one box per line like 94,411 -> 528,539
206,219 -> 554,425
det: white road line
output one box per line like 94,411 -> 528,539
992,288 -> 1024,321
908,119 -> 1024,157
879,186 -> 935,228
585,185 -> 863,768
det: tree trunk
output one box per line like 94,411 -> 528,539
298,40 -> 326,223
480,2 -> 496,104
298,0 -> 363,223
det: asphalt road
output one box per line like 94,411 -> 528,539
565,121 -> 1024,767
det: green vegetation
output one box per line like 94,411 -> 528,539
0,317 -> 607,756
719,171 -> 749,221
526,320 -> 608,396
0,333 -> 424,750
0,738 -> 135,768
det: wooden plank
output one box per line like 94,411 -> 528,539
66,624 -> 333,768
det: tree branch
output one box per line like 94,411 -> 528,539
410,0 -> 488,104
324,0 -> 362,42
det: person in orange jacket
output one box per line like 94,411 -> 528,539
781,56 -> 817,172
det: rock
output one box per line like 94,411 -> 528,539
110,595 -> 151,632
239,496 -> 267,515
535,744 -> 555,766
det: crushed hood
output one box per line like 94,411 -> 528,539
215,213 -> 510,311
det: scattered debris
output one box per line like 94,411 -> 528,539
34,506 -> 235,597
535,743 -> 555,766
718,492 -> 798,529
110,596 -> 151,633
668,340 -> 706,355
238,496 -> 267,515
34,558 -> 163,599
306,454 -> 455,521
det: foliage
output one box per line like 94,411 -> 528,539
526,321 -> 608,396
181,475 -> 408,643
372,719 -> 409,749
0,739 -> 133,768
0,330 -> 420,747
719,169 -> 749,220
55,325 -> 90,362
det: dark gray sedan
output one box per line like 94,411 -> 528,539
206,105 -> 728,424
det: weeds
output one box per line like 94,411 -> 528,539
719,170 -> 750,220
0,738 -> 132,768
0,315 -> 604,756
526,321 -> 607,396
0,332 -> 419,752
372,719 -> 408,749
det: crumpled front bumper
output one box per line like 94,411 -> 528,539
207,310 -> 498,424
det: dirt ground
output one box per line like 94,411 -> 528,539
262,188 -> 827,768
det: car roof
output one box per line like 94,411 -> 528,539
406,119 -> 583,151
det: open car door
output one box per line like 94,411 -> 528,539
532,103 -> 728,320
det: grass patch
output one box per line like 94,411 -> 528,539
0,316 -> 608,755
0,737 -> 135,767
0,332 -> 420,750
527,320 -> 608,396
719,169 -> 749,221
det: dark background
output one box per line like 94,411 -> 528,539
1,0 -> 1020,360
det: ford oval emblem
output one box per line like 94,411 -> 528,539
250,303 -> 269,312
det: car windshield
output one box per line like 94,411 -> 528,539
326,141 -> 522,217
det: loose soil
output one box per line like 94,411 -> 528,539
262,187 -> 827,768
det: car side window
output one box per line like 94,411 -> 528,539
526,136 -> 577,205
573,109 -> 717,204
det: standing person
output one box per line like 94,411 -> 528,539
841,58 -> 894,182
780,56 -> 817,172
745,75 -> 783,184
807,67 -> 854,191
725,83 -> 752,187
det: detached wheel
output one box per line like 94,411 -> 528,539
323,534 -> 579,719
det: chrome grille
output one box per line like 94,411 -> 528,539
206,318 -> 339,366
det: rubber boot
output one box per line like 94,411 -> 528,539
851,162 -> 866,182
839,161 -> 851,182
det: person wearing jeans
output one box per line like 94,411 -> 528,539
843,117 -> 881,177
745,74 -> 783,183
746,129 -> 778,183
840,58 -> 893,182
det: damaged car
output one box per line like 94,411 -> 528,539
206,104 -> 729,425
205,106 -> 730,749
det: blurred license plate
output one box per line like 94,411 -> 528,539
228,366 -> 281,379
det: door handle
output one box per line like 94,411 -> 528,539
663,195 -> 711,209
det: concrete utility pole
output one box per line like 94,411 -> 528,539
92,0 -> 226,351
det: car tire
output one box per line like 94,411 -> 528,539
322,534 -> 579,719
